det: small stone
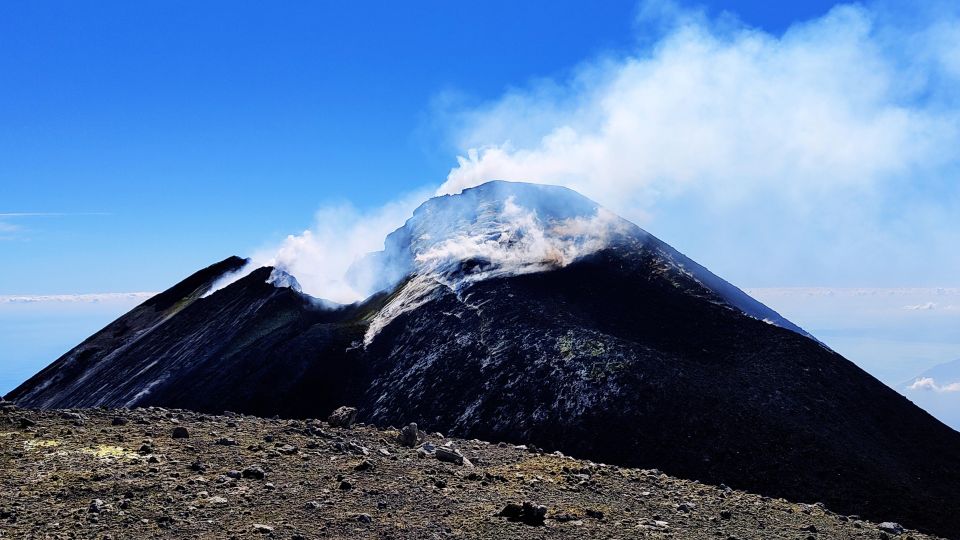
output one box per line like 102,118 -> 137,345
398,423 -> 422,447
88,499 -> 104,513
138,444 -> 153,455
327,406 -> 358,428
522,502 -> 548,525
226,470 -> 242,479
242,466 -> 265,480
677,502 -> 696,513
278,444 -> 298,455
354,459 -> 373,471
338,480 -> 353,490
208,496 -> 228,507
171,426 -> 189,439
498,502 -> 523,520
878,522 -> 904,535
304,501 -> 320,510
18,417 -> 35,429
585,509 -> 604,520
801,524 -> 818,533
215,437 -> 237,446
720,510 -> 732,520
435,445 -> 464,465
354,513 -> 373,524
111,417 -> 128,426
252,523 -> 274,534
497,501 -> 547,526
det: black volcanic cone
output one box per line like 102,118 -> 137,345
8,182 -> 960,536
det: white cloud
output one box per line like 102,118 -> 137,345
0,293 -> 155,304
907,376 -> 960,392
435,1 -> 960,286
904,302 -> 938,310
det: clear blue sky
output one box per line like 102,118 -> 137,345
1,0 -> 842,294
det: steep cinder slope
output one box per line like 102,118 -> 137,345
360,248 -> 960,537
7,263 -> 384,418
6,256 -> 247,409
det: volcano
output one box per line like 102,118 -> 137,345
7,181 -> 960,536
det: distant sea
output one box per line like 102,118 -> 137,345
0,294 -> 151,395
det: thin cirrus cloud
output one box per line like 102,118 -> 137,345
0,212 -> 111,241
0,293 -> 155,304
434,0 -> 960,287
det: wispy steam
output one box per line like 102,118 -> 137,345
208,189 -> 433,304
412,199 -> 628,289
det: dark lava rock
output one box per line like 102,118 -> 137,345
435,446 -> 464,465
242,466 -> 265,480
585,509 -> 604,520
339,480 -> 353,490
215,437 -> 237,446
88,499 -> 104,513
398,423 -> 422,447
171,426 -> 189,439
110,417 -> 128,426
327,406 -> 358,428
252,523 -> 273,534
354,513 -> 373,524
879,522 -> 904,535
498,501 -> 547,526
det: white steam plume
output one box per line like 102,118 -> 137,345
209,189 -> 432,304
220,1 -> 960,303
437,1 -> 960,286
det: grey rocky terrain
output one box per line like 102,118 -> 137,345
0,403 -> 936,539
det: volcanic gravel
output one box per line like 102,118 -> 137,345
0,406 -> 939,539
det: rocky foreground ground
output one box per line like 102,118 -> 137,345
0,403 -> 938,539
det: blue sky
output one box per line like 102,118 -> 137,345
2,0 -> 848,294
2,1 -> 959,425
